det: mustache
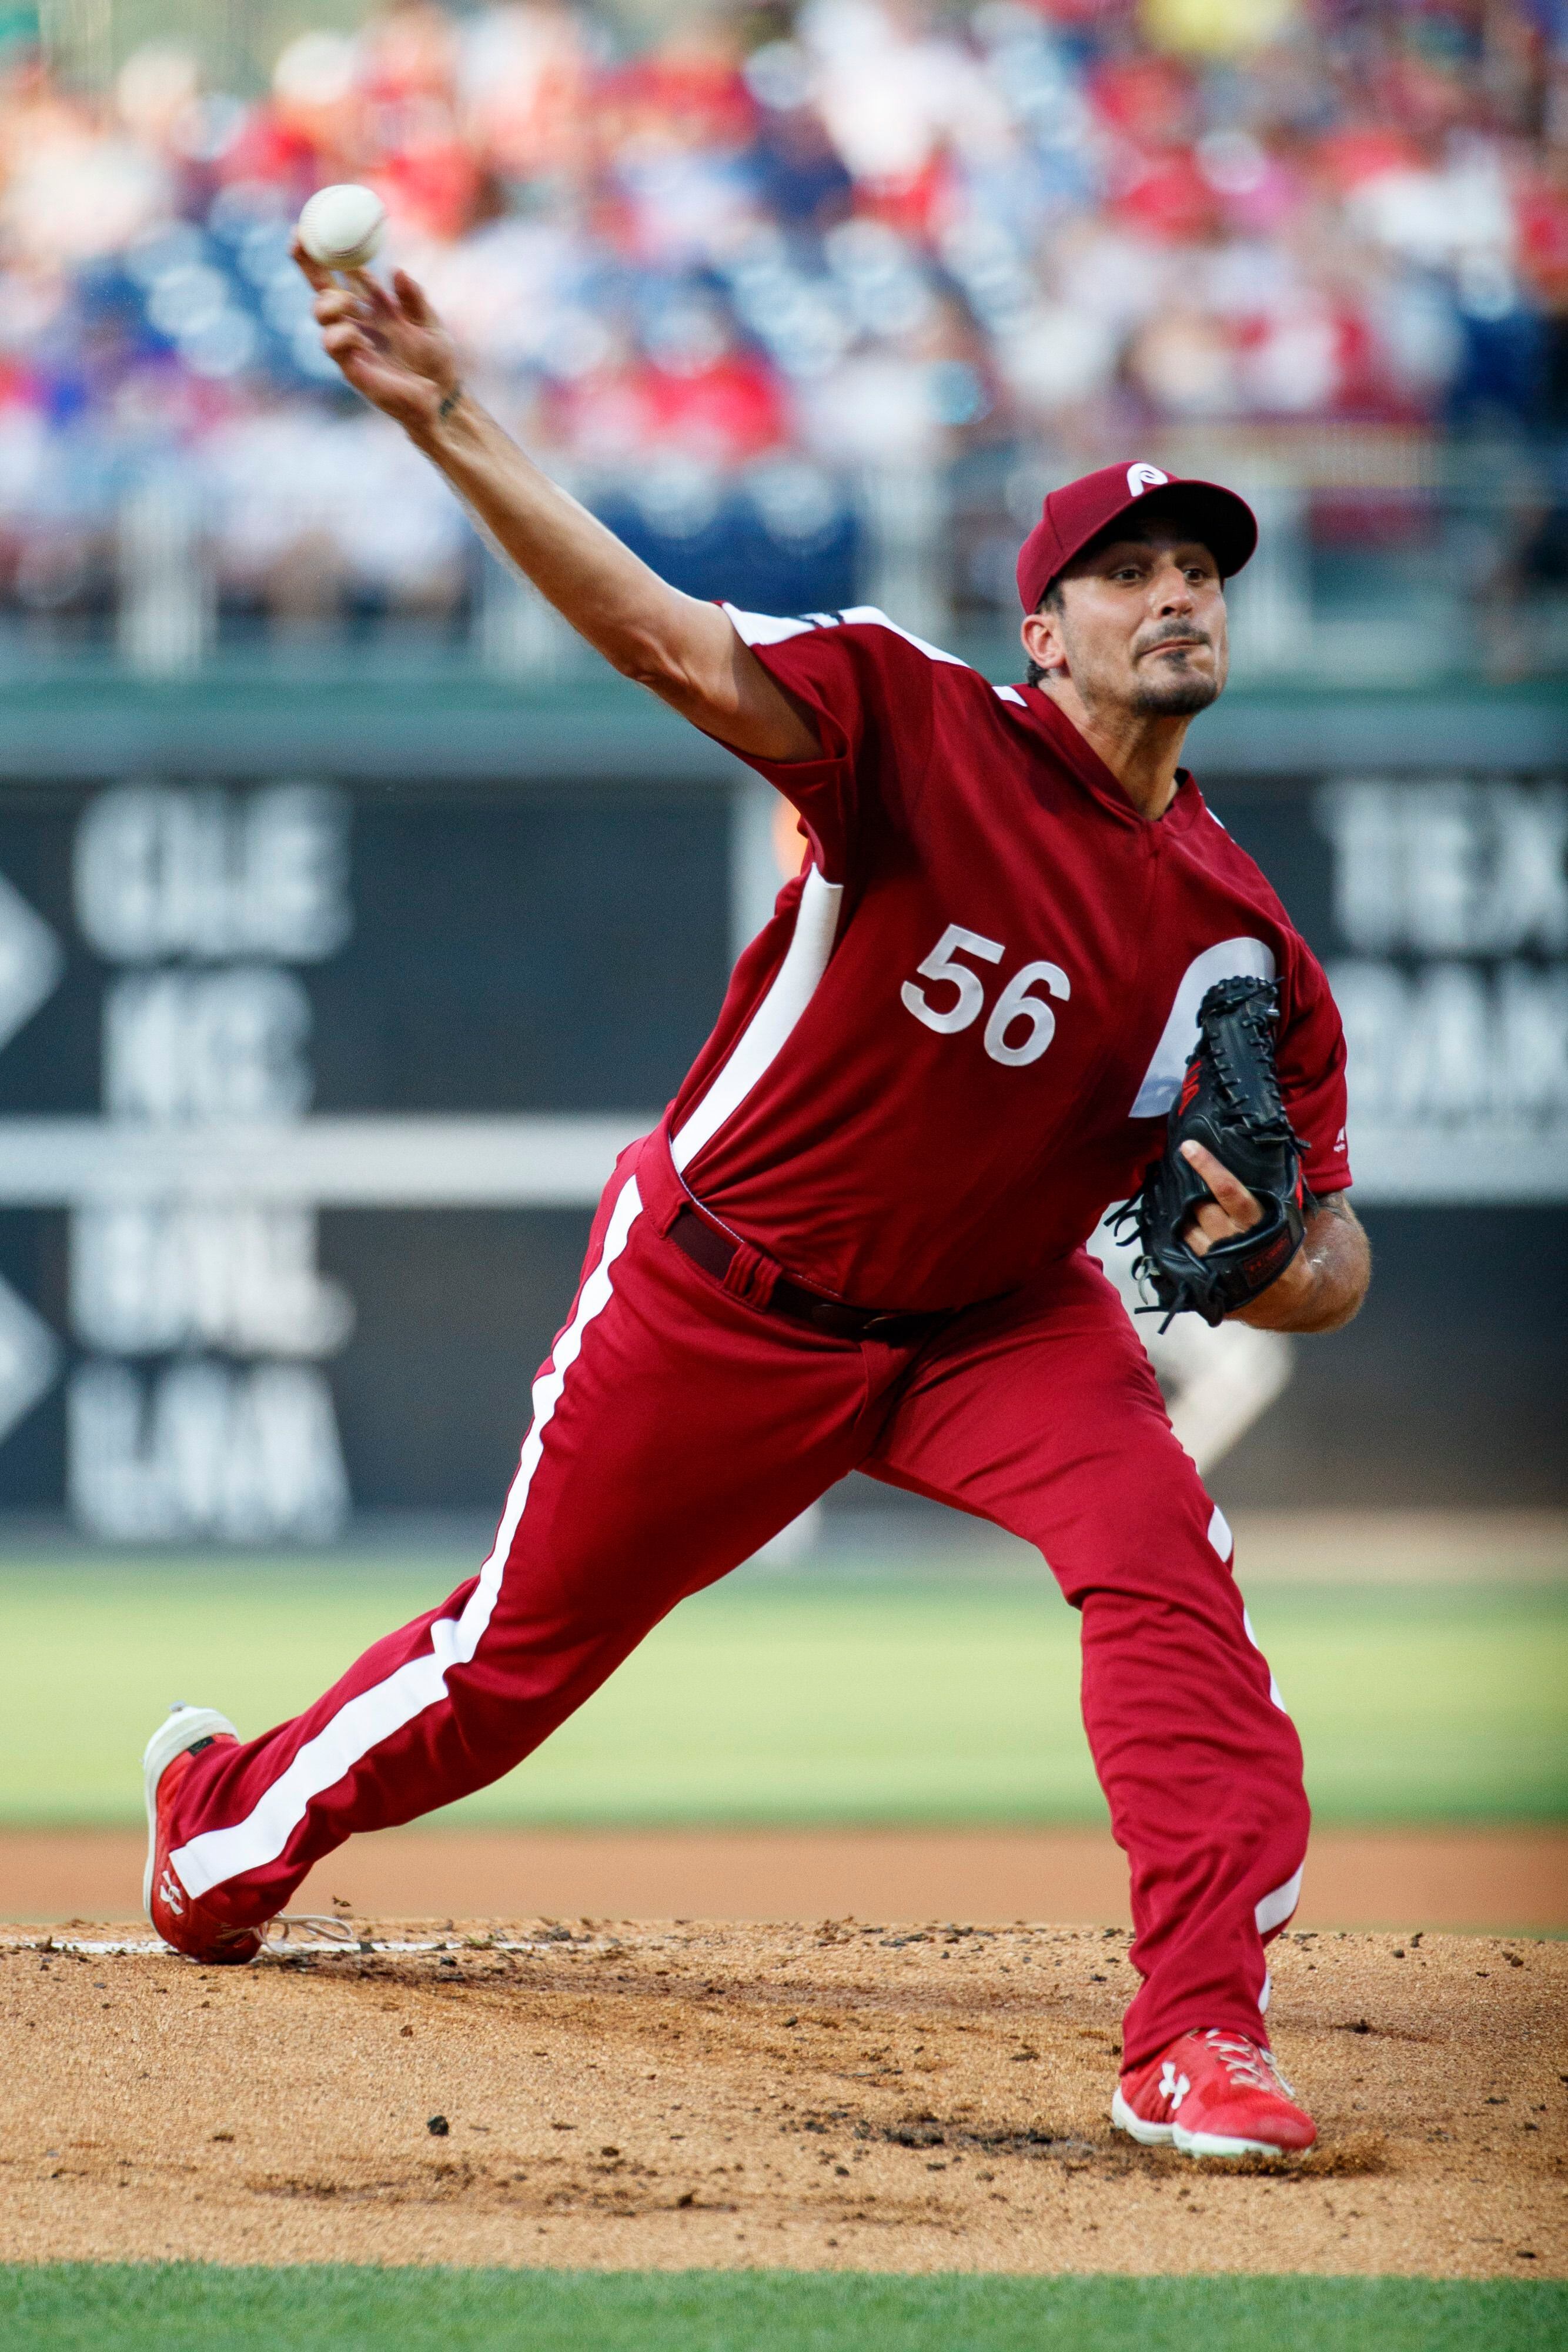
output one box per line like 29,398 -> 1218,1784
1135,622 -> 1213,657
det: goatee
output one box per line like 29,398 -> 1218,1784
1132,670 -> 1220,717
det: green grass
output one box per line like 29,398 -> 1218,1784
0,2268 -> 1561,2352
0,1557 -> 1563,1831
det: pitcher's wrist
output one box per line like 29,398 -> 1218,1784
407,382 -> 473,458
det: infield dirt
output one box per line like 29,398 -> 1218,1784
1,1922 -> 1562,2277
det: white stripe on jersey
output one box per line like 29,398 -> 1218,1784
702,604 -> 1029,1177
833,604 -> 970,666
722,601 -> 1027,706
722,602 -> 971,668
671,863 -> 844,1174
721,606 -> 819,646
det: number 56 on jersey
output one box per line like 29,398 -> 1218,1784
901,923 -> 1071,1069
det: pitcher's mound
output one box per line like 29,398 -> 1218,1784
2,1922 -> 1560,2276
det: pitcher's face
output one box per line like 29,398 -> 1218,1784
1022,525 -> 1229,719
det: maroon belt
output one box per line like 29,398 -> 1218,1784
666,1205 -> 950,1347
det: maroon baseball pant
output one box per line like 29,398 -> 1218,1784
166,1128 -> 1308,2067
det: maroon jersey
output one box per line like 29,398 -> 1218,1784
665,606 -> 1352,1312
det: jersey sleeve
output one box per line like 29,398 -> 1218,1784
1278,939 -> 1353,1194
717,606 -> 950,881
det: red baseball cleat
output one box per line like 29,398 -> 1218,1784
1112,2028 -> 1318,2157
142,1705 -> 265,1965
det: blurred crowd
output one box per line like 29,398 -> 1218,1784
2,0 -> 1566,638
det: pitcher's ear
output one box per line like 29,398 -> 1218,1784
1021,597 -> 1066,677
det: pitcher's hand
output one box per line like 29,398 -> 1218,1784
293,241 -> 460,432
1178,1134 -> 1309,1316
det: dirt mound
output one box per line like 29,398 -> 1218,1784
1,1922 -> 1560,2276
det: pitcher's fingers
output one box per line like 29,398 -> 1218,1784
1182,1204 -> 1239,1259
392,269 -> 434,325
347,268 -> 398,320
322,322 -> 374,365
1191,1200 -> 1240,1242
290,234 -> 334,293
313,286 -> 369,326
1179,1139 -> 1261,1225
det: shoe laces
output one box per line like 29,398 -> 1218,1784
1200,2029 -> 1296,2101
262,1914 -> 361,1950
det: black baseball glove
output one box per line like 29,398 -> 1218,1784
1112,975 -> 1306,1329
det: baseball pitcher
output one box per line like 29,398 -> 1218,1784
142,250 -> 1371,2161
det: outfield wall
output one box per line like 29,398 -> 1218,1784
0,676 -> 1563,1536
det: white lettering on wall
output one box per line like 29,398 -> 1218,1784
67,778 -> 356,1541
1318,778 -> 1568,955
102,967 -> 314,1122
1317,777 -> 1568,1201
1332,961 -> 1568,1124
68,1359 -> 350,1543
71,1205 -> 353,1357
74,783 -> 351,963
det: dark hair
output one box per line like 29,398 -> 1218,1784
1025,577 -> 1064,687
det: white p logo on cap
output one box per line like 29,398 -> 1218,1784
1126,462 -> 1170,497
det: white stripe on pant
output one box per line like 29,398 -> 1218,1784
169,1173 -> 645,1902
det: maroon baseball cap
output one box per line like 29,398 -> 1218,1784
1016,461 -> 1258,613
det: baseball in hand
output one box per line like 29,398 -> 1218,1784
297,183 -> 386,271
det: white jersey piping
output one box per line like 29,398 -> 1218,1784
683,602 -> 989,1177
671,862 -> 843,1174
169,1171 -> 645,1900
721,601 -> 969,670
